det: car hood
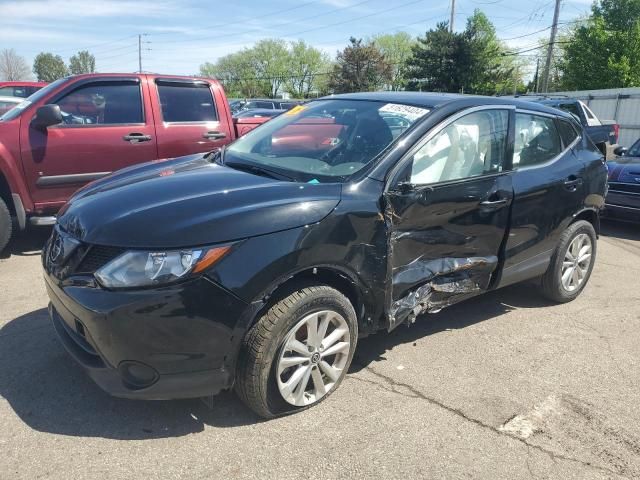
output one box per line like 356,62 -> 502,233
57,154 -> 342,248
607,156 -> 640,183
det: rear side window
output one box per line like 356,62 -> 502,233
557,119 -> 579,147
0,86 -> 27,97
157,82 -> 217,123
250,101 -> 275,109
55,81 -> 143,125
557,103 -> 581,120
514,113 -> 562,168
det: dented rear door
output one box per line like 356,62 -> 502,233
384,106 -> 514,330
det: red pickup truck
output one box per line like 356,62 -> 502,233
0,73 -> 267,252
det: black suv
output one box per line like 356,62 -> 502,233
43,93 -> 607,418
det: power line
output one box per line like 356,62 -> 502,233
150,0 -> 329,37
152,0 -> 380,46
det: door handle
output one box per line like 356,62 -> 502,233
563,176 -> 583,191
480,198 -> 508,207
123,133 -> 152,143
203,131 -> 226,140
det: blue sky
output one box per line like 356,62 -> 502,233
1,0 -> 593,78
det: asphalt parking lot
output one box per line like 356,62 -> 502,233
1,221 -> 639,480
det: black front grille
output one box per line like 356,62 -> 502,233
75,245 -> 126,274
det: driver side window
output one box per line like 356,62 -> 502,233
410,109 -> 508,185
54,81 -> 143,126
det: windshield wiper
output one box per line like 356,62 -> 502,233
224,161 -> 294,181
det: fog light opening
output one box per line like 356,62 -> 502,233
118,361 -> 159,390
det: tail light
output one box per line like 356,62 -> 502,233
613,124 -> 620,143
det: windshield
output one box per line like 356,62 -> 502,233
225,99 -> 430,183
0,78 -> 68,122
629,139 -> 640,157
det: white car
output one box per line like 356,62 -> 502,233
0,96 -> 24,116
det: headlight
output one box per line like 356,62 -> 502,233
95,246 -> 231,289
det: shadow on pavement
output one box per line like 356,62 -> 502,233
600,218 -> 640,242
0,308 -> 262,440
0,226 -> 52,259
0,282 -> 546,439
351,281 -> 549,372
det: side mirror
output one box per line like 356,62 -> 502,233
614,146 -> 628,157
31,104 -> 62,130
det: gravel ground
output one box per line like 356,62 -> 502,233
1,220 -> 639,479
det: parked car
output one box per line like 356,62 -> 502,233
519,95 -> 619,156
230,98 -> 303,115
0,96 -> 23,116
234,108 -> 286,119
0,81 -> 47,98
43,92 -> 606,418
0,73 -> 269,252
604,141 -> 640,222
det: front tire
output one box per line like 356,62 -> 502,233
235,285 -> 358,418
0,197 -> 13,253
540,220 -> 597,303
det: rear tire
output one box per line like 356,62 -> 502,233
235,285 -> 357,418
540,220 -> 597,303
0,197 -> 12,253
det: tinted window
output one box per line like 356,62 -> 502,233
410,109 -> 508,184
249,101 -> 274,109
157,82 -> 217,122
55,82 -> 143,125
557,103 -> 581,120
0,86 -> 28,97
557,119 -> 579,147
629,139 -> 640,157
514,113 -> 562,167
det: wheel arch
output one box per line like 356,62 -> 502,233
246,265 -> 373,335
571,208 -> 600,237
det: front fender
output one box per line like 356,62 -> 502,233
0,142 -> 33,212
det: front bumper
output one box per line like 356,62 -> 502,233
45,272 -> 248,400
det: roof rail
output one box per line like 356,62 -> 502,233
498,93 -> 570,99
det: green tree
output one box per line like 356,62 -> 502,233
69,50 -> 96,75
371,32 -> 415,91
251,39 -> 290,98
407,12 -> 520,94
283,40 -> 332,98
329,37 -> 390,93
201,49 -> 270,98
33,52 -> 68,82
406,22 -> 466,92
560,0 -> 640,89
463,10 -> 514,94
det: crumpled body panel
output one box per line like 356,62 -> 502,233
389,256 -> 498,325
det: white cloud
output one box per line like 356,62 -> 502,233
0,26 -> 79,42
0,0 -> 172,19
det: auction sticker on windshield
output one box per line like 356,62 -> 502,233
379,103 -> 430,121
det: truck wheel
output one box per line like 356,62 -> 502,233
0,197 -> 12,253
540,220 -> 597,303
235,285 -> 358,418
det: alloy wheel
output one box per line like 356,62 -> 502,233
276,310 -> 351,407
561,233 -> 592,292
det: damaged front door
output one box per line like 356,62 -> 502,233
384,106 -> 514,330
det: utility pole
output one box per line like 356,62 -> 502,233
449,0 -> 456,32
541,0 -> 561,93
138,34 -> 142,73
137,34 -> 150,73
